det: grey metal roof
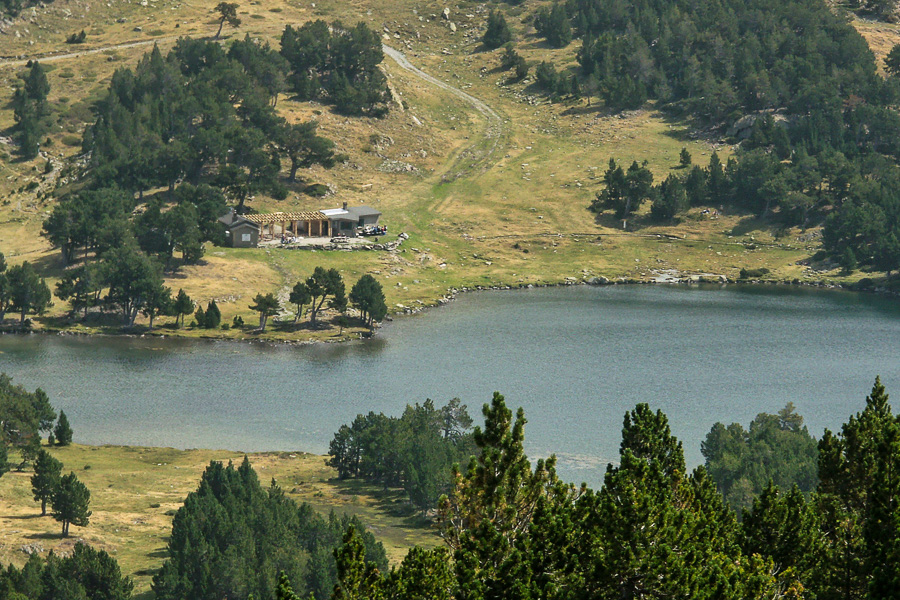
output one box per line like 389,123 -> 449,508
348,206 -> 382,218
219,210 -> 260,229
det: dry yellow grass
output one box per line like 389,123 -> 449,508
853,15 -> 900,73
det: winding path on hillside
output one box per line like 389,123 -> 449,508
0,39 -> 505,175
382,44 -> 504,180
0,36 -> 180,67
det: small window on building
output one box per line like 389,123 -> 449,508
242,233 -> 251,242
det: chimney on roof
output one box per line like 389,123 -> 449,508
342,202 -> 348,210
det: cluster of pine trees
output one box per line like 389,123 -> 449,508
245,267 -> 387,333
702,402 -> 819,512
11,62 -> 51,159
0,543 -> 131,599
1,375 -> 90,537
151,457 -> 387,600
76,36 -> 339,215
0,252 -> 52,327
6,379 -> 900,599
478,0 -> 900,274
0,373 -> 71,472
313,381 -> 900,600
327,399 -> 475,510
594,140 -> 900,273
280,20 -> 390,117
560,0 -> 883,120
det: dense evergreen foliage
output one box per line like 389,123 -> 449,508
349,274 -> 387,328
31,449 -> 62,516
0,373 -> 56,471
482,10 -> 512,49
5,378 -> 900,600
152,457 -> 387,600
79,39 -> 297,214
328,398 -> 475,510
52,471 -> 92,536
534,2 -> 572,49
280,20 -> 390,116
489,0 -> 900,272
0,543 -> 133,600
11,62 -> 51,159
702,403 -> 819,512
566,0 -> 882,119
313,380 -> 900,600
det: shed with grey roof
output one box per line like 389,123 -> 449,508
218,210 -> 261,248
322,203 -> 382,236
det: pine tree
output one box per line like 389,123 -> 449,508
679,147 -> 692,167
534,3 -> 572,48
438,393 -> 558,598
886,44 -> 900,77
331,525 -> 384,600
24,62 -> 49,105
214,2 -> 241,39
289,281 -> 312,324
31,449 -> 63,516
172,289 -> 193,328
194,305 -> 205,328
584,404 -> 748,599
54,410 -> 73,446
841,247 -> 858,273
204,300 -> 221,329
386,547 -> 453,600
707,151 -> 728,201
52,472 -> 91,536
306,266 -> 343,325
6,261 -> 51,325
815,377 -> 899,600
275,571 -> 301,600
740,483 -> 820,584
483,10 -> 512,50
248,293 -> 280,331
141,284 -> 173,330
349,275 -> 386,328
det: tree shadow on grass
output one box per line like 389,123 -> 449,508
146,547 -> 169,559
24,531 -> 63,540
729,215 -> 770,237
26,251 -> 68,278
331,479 -> 431,529
593,209 -> 656,232
5,513 -> 44,520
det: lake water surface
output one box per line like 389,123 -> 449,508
2,284 -> 899,485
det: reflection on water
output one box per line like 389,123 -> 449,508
1,284 -> 899,486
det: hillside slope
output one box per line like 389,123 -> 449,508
0,0 -> 890,337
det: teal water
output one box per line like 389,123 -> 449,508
2,284 -> 898,485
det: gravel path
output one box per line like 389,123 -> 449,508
382,44 -> 504,178
0,36 -> 179,68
